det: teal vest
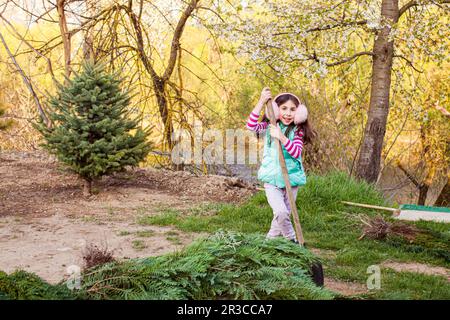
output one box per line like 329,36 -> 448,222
257,122 -> 306,188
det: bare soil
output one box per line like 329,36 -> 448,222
0,151 -> 256,284
381,261 -> 450,282
0,151 -> 257,219
0,214 -> 202,284
324,278 -> 368,296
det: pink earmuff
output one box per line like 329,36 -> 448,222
265,92 -> 308,124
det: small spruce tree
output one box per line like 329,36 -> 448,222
34,62 -> 151,196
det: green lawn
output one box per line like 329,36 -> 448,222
1,172 -> 448,300
137,171 -> 450,300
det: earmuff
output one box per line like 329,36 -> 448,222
265,92 -> 308,124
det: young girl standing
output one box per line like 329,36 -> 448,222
246,87 -> 315,242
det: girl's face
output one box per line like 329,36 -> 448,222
279,100 -> 297,125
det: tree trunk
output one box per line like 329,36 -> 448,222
83,0 -> 97,62
435,176 -> 450,207
83,179 -> 92,197
125,1 -> 198,152
153,77 -> 173,151
126,6 -> 174,151
56,0 -> 71,82
396,162 -> 431,205
355,0 -> 398,183
417,184 -> 429,206
83,32 -> 94,62
153,77 -> 174,150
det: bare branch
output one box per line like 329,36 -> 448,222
197,5 -> 226,23
309,51 -> 374,67
118,4 -> 158,80
0,30 -> 49,126
285,50 -> 374,67
397,162 -> 421,188
306,20 -> 367,33
0,1 -> 8,15
56,0 -> 71,80
8,0 -> 58,23
145,0 -> 176,30
399,0 -> 450,18
399,0 -> 419,17
273,20 -> 367,37
0,13 -> 61,86
162,0 -> 200,81
435,105 -> 450,118
181,48 -> 226,88
393,54 -> 423,73
138,0 -> 143,21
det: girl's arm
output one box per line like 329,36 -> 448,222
246,89 -> 271,133
246,110 -> 269,133
282,128 -> 304,159
269,125 -> 305,159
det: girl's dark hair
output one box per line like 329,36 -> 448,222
259,94 -> 316,144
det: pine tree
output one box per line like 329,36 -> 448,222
34,62 -> 151,196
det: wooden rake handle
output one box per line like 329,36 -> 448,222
265,99 -> 305,245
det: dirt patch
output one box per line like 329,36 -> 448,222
381,261 -> 450,281
115,167 -> 258,205
0,214 -> 206,284
0,151 -> 257,218
325,277 -> 367,296
0,151 -> 257,284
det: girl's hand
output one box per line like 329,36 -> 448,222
269,124 -> 285,143
259,87 -> 272,104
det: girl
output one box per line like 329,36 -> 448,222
246,87 -> 316,242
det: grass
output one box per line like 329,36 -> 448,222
131,240 -> 147,250
137,171 -> 450,300
136,230 -> 155,238
165,230 -> 182,245
81,215 -> 97,223
118,230 -> 155,237
166,235 -> 182,245
106,205 -> 115,215
0,232 -> 332,300
1,171 -> 448,300
134,205 -> 152,215
375,270 -> 450,299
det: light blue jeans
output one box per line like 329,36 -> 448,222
264,183 -> 299,241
